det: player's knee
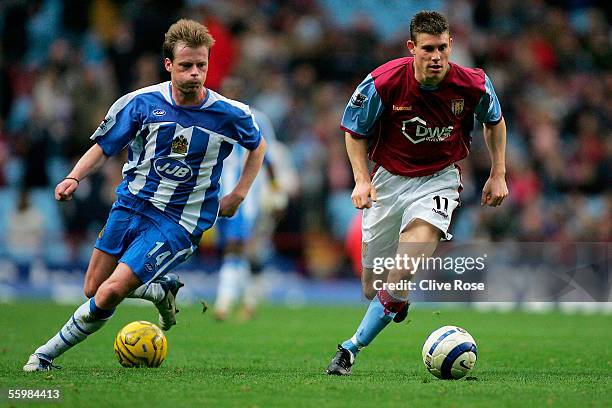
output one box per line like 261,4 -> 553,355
96,280 -> 128,306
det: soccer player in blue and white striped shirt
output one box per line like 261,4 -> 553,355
24,19 -> 266,372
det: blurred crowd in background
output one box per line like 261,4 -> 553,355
0,0 -> 610,278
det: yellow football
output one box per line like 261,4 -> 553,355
114,321 -> 167,367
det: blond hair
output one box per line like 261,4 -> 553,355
163,19 -> 215,60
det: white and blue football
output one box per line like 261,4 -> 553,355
422,325 -> 477,379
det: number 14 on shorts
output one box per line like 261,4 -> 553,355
147,241 -> 172,267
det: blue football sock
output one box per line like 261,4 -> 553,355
341,290 -> 406,357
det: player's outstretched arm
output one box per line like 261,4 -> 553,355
219,137 -> 267,218
481,118 -> 508,207
55,144 -> 109,201
345,132 -> 377,209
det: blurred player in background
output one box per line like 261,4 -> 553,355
326,11 -> 508,375
214,77 -> 296,321
23,19 -> 266,372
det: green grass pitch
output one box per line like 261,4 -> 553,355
0,302 -> 610,407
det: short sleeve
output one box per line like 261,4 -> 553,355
474,74 -> 502,124
234,107 -> 262,150
340,74 -> 385,137
90,94 -> 142,156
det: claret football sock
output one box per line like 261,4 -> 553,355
34,298 -> 114,359
341,289 -> 408,356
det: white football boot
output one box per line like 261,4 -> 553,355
154,273 -> 184,331
23,353 -> 60,372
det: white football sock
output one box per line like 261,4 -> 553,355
215,256 -> 249,314
35,298 -> 114,360
243,273 -> 264,310
128,282 -> 164,303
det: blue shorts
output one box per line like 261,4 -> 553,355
215,208 -> 256,246
95,195 -> 196,284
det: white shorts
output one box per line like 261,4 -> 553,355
362,165 -> 462,268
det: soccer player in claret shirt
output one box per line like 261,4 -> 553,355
326,11 -> 508,375
23,19 -> 266,372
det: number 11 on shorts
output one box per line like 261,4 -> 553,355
433,195 -> 448,211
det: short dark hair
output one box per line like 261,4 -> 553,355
410,11 -> 449,43
163,19 -> 215,61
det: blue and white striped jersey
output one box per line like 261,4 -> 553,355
91,81 -> 262,237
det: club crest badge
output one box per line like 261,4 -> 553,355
171,135 -> 188,155
451,99 -> 464,116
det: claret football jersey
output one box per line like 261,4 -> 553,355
341,57 -> 502,177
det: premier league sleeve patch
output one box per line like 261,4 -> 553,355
97,116 -> 114,134
350,91 -> 368,108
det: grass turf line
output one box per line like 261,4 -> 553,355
0,302 -> 610,407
